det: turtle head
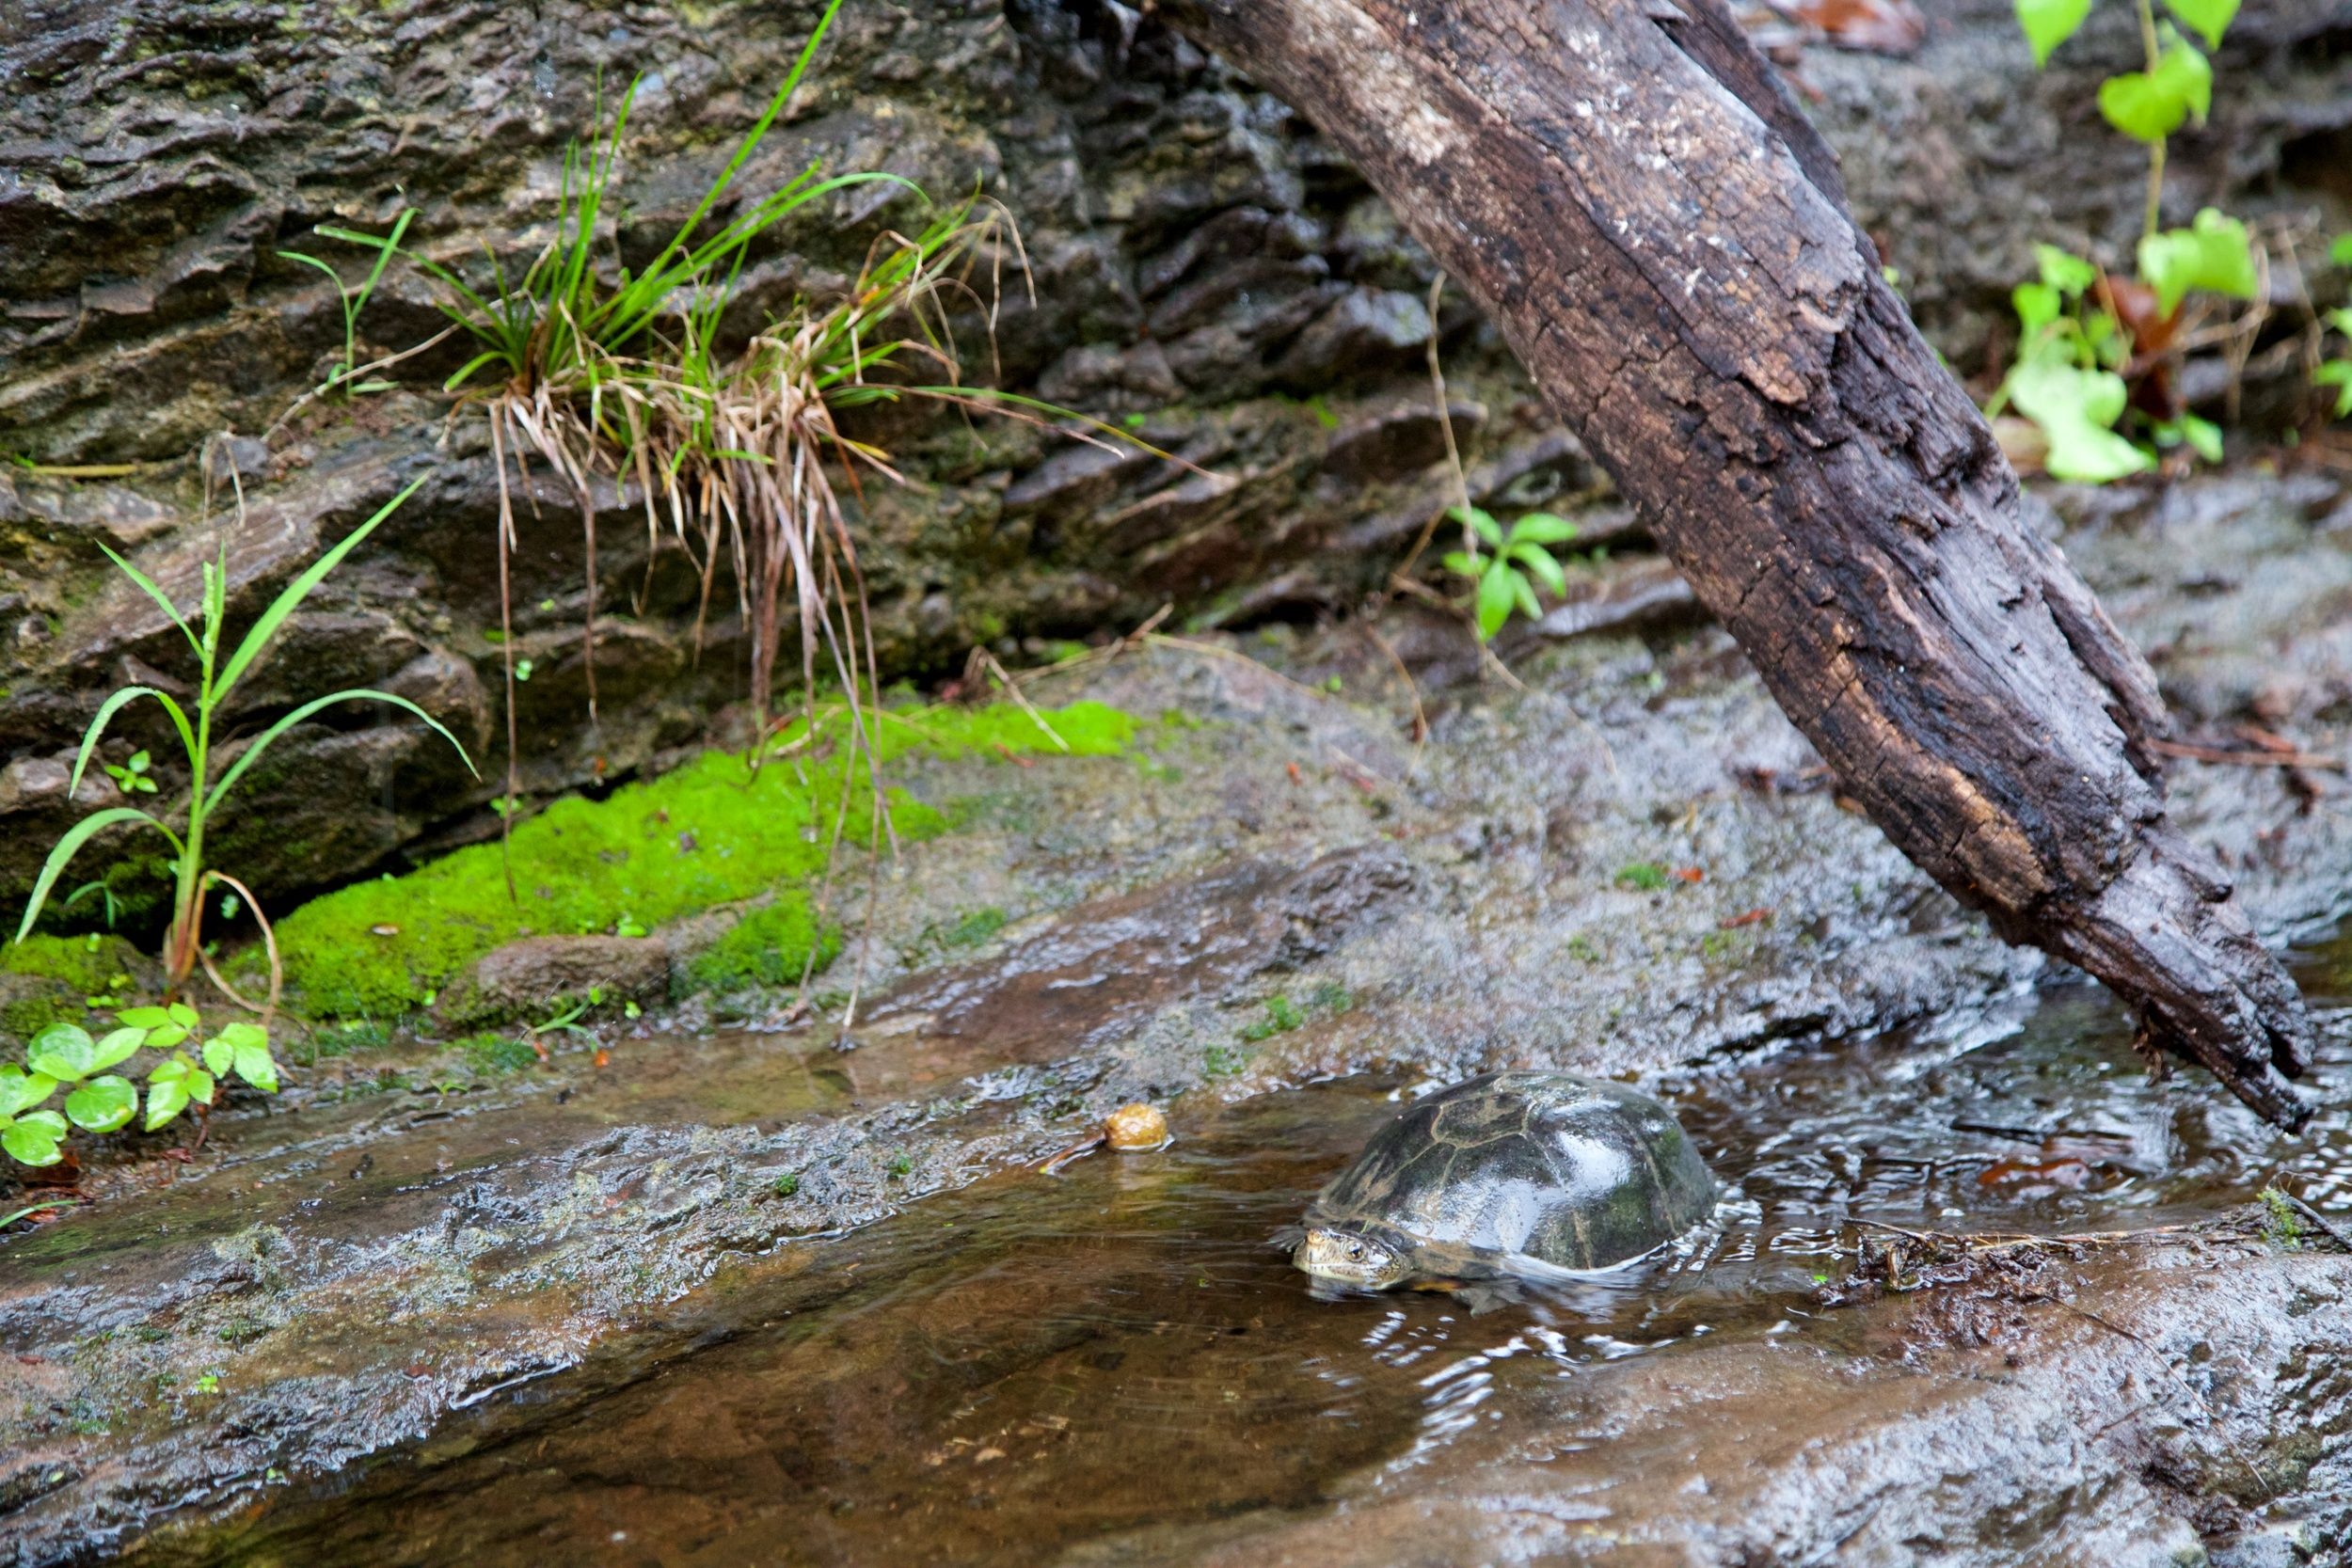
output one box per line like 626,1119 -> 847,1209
1295,1226 -> 1411,1291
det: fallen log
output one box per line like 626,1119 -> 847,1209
1159,0 -> 2315,1125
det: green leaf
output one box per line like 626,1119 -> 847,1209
1506,512 -> 1580,546
1449,505 -> 1504,547
188,1069 -> 216,1105
26,1022 -> 95,1082
212,476 -> 428,703
2315,361 -> 2352,419
2,1115 -> 65,1166
145,1024 -> 188,1050
116,1006 -> 169,1027
0,1067 -> 57,1118
1439,550 -> 1481,578
167,1002 -> 199,1029
2016,0 -> 2091,64
202,1036 -> 233,1077
2330,235 -> 2352,269
232,1041 -> 278,1094
64,1076 -> 137,1133
2137,208 -> 2258,316
1509,541 -> 1569,595
90,1028 -> 145,1071
143,1077 -> 190,1132
2013,282 -> 2062,340
1511,572 -> 1541,623
2098,34 -> 2212,144
91,542 -> 202,665
2163,0 -> 2236,50
12,806 -> 184,944
2008,361 -> 2156,483
2159,412 -> 2225,464
204,688 -> 479,816
1475,563 -> 1517,641
2035,245 -> 2099,296
148,1054 -> 188,1085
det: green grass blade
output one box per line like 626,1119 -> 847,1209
644,0 -> 847,271
206,689 -> 478,818
213,475 -> 428,703
351,209 -> 415,314
12,807 -> 184,944
68,687 -> 196,797
278,250 -> 346,287
94,543 -> 202,663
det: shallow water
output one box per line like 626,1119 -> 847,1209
151,952 -> 2352,1567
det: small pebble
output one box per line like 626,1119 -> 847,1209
1105,1102 -> 1170,1151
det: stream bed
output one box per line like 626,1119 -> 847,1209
134,945 -> 2352,1567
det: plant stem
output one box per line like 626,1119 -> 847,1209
2136,0 -> 2165,245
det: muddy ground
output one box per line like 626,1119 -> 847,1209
0,461 -> 2349,1563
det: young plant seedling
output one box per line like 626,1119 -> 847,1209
279,208 -> 414,400
2002,0 -> 2259,475
5,479 -> 475,1168
1442,505 -> 1579,641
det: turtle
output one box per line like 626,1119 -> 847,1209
1290,1070 -> 1716,1292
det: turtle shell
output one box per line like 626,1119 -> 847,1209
1310,1070 -> 1715,1274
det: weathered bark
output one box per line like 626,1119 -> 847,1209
1160,0 -> 2316,1125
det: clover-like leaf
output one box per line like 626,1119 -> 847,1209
2013,281 -> 2062,341
26,1022 -> 95,1083
2097,33 -> 2211,144
65,1076 -> 137,1133
201,1036 -> 234,1077
187,1068 -> 216,1106
2035,245 -> 2099,296
2137,208 -> 2257,316
148,1053 -> 190,1085
2015,0 -> 2092,63
1,1111 -> 67,1167
90,1027 -> 145,1073
166,1003 -> 199,1030
145,1023 -> 189,1050
2163,0 -> 2236,50
143,1077 -> 190,1132
2008,361 -> 2155,483
0,1066 -> 57,1118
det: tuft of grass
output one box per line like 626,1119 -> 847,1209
1238,994 -> 1306,1043
1614,862 -> 1670,892
259,700 -> 1133,1019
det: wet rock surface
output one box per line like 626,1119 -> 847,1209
0,463 -> 2350,1562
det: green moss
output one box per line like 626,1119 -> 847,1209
270,699 -> 1134,1019
0,933 -> 137,992
682,896 -> 841,996
938,906 -> 1007,949
458,1033 -> 540,1073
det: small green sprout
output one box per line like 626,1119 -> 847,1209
1441,506 -> 1578,641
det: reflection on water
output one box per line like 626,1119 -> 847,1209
157,958 -> 2352,1567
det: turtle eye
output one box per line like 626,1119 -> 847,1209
1344,1240 -> 1367,1260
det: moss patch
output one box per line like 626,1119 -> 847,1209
265,700 -> 1134,1019
0,933 -> 141,993
683,898 -> 842,997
